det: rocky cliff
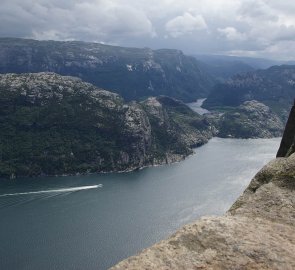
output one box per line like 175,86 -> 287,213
0,73 -> 213,178
0,38 -> 214,102
277,100 -> 295,157
110,105 -> 295,269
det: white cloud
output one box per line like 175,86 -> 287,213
238,0 -> 278,22
218,27 -> 246,41
165,13 -> 207,38
1,0 -> 156,42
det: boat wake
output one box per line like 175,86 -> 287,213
0,184 -> 102,197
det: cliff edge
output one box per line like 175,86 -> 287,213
277,100 -> 295,157
110,107 -> 295,269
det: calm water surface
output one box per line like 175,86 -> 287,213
0,137 -> 280,270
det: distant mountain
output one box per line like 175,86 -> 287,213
193,54 -> 287,81
0,72 -> 214,178
195,58 -> 254,81
285,60 -> 295,65
195,54 -> 282,69
0,38 -> 214,102
203,65 -> 295,121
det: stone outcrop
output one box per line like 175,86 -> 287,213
110,106 -> 295,270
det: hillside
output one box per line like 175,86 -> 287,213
0,73 -> 214,179
203,65 -> 295,121
0,38 -> 214,102
216,100 -> 284,138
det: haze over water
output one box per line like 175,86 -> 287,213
0,137 -> 280,270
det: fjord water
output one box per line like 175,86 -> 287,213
0,137 -> 280,270
187,98 -> 210,115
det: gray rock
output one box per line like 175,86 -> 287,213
277,101 -> 295,157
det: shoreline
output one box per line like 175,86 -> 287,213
1,136 -> 282,180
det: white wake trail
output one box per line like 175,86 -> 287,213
0,184 -> 102,197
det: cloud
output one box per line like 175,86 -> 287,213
218,27 -> 246,41
165,13 -> 207,38
0,0 -> 295,60
0,0 -> 156,42
238,0 -> 278,22
274,25 -> 295,42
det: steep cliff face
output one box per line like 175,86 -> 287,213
0,38 -> 214,102
110,107 -> 295,270
143,96 -> 215,150
277,100 -> 295,157
0,73 -> 213,178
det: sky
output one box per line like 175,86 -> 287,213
1,0 -> 295,60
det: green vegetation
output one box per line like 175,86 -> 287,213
217,101 -> 284,138
0,74 -> 126,177
0,73 -> 213,178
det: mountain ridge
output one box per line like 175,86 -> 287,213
0,37 -> 214,102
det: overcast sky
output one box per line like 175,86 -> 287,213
1,0 -> 295,60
